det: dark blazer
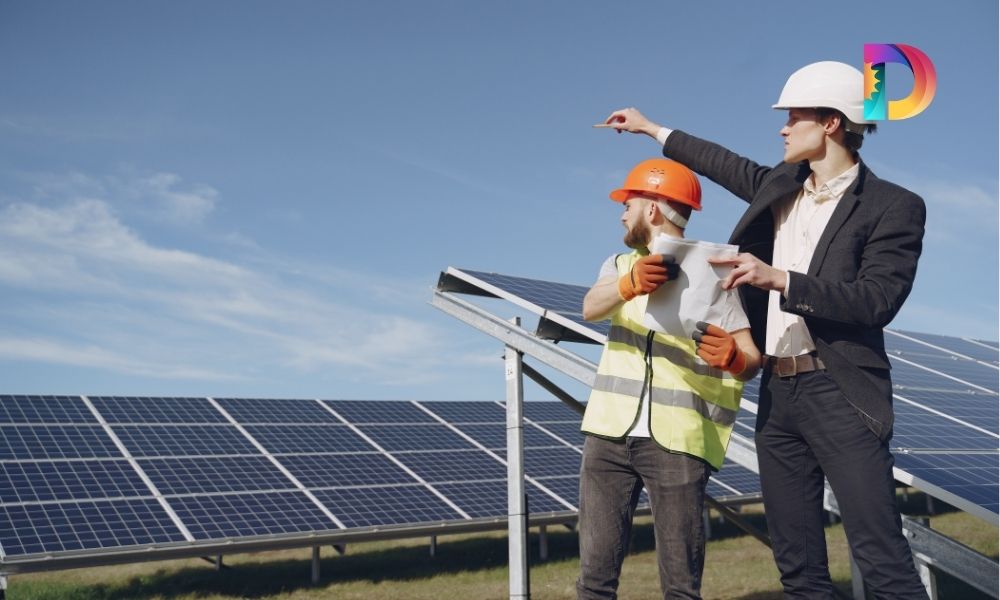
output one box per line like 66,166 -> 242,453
663,130 -> 926,438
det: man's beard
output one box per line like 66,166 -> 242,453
623,221 -> 651,249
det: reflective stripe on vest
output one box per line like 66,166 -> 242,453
580,250 -> 743,469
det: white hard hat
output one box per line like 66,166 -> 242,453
772,61 -> 873,134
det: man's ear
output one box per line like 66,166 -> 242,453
647,200 -> 660,223
823,112 -> 842,135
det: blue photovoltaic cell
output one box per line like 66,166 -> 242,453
0,395 -> 96,424
460,270 -> 590,321
711,461 -> 762,497
532,422 -> 586,447
885,338 -> 998,394
895,452 -> 999,515
893,390 -> 998,434
313,485 -> 463,528
455,423 -> 567,450
170,491 -> 337,539
888,358 -> 981,393
354,424 -> 476,452
0,460 -> 150,503
279,453 -> 416,488
324,400 -> 437,424
521,402 -> 582,422
436,479 -> 570,517
244,424 -> 375,454
112,425 -> 258,457
890,403 -> 997,451
89,396 -> 227,424
890,329 -> 1000,366
531,476 -> 580,509
139,456 -> 295,495
418,401 -> 505,423
524,447 -> 583,479
0,499 -> 186,556
216,397 -> 339,424
0,425 -> 121,460
393,450 -> 507,483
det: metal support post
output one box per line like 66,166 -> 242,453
506,317 -> 529,600
311,546 -> 320,584
430,535 -> 437,557
0,573 -> 7,600
702,508 -> 712,541
911,517 -> 938,600
215,555 -> 223,571
538,525 -> 548,561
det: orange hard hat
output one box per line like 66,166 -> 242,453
609,158 -> 702,210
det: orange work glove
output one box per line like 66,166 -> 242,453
693,321 -> 747,375
618,254 -> 679,301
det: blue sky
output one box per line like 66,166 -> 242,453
0,1 -> 996,402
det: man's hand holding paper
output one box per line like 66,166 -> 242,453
642,234 -> 750,338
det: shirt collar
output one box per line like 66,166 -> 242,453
803,163 -> 860,203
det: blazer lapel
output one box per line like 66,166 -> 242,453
807,163 -> 867,276
729,162 -> 810,245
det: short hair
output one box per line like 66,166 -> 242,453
814,107 -> 877,156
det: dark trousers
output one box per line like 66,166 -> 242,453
756,369 -> 927,599
577,435 -> 710,600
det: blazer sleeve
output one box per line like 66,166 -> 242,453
782,191 -> 926,329
662,130 -> 773,205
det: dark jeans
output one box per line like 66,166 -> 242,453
756,369 -> 927,599
577,435 -> 710,600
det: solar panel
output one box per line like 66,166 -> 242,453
279,453 -> 417,488
419,400 -> 506,423
89,396 -> 227,424
438,267 -> 999,526
0,499 -> 186,556
0,460 -> 150,503
216,397 -> 341,424
393,449 -> 508,483
312,486 -> 464,528
436,479 -> 569,517
111,425 -> 259,457
325,400 -> 438,424
455,423 -> 573,450
138,456 -> 296,495
171,491 -> 337,539
0,395 -> 96,424
354,424 -> 477,452
890,329 -> 1000,366
243,424 -> 374,454
0,425 -> 121,460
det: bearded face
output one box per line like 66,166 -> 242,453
623,219 -> 652,249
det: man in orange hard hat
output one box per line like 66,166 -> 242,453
597,60 -> 928,599
577,158 -> 761,599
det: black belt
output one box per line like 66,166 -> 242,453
764,353 -> 826,378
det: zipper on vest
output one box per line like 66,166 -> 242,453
630,329 -> 656,433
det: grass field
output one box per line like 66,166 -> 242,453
10,492 -> 998,600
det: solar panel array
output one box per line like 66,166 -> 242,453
0,394 -> 763,567
444,267 -> 1000,522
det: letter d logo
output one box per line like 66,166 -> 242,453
864,43 -> 937,121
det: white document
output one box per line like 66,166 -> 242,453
643,234 -> 746,337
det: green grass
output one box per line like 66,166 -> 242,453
10,492 -> 997,600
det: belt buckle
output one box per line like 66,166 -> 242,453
776,356 -> 796,378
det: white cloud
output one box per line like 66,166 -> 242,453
0,187 -> 483,389
0,336 -> 244,381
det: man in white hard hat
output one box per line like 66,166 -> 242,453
596,61 -> 928,598
578,158 -> 760,599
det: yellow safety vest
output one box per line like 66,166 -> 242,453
581,250 -> 743,470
